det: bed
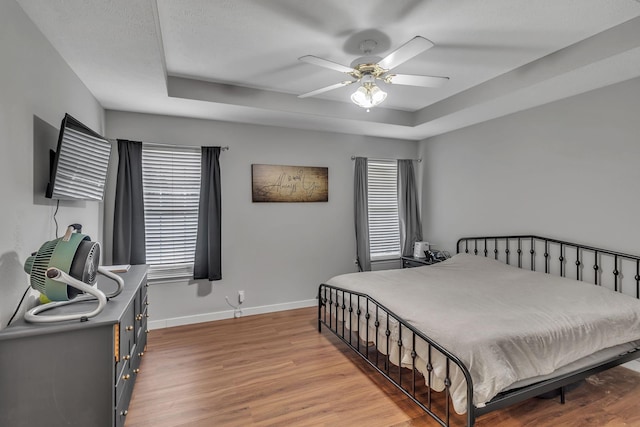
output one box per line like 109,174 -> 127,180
318,236 -> 640,426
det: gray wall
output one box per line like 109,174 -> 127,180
419,76 -> 640,256
104,111 -> 418,327
0,1 -> 104,330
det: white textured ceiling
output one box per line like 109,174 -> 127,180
16,0 -> 640,140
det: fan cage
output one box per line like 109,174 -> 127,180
29,240 -> 58,293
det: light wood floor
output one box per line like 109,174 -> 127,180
126,307 -> 640,427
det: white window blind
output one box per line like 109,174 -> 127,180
142,144 -> 201,280
367,159 -> 400,260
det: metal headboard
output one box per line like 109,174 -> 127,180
457,235 -> 640,299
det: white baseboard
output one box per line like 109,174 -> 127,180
148,298 -> 317,330
623,360 -> 640,373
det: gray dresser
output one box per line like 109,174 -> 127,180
0,265 -> 148,427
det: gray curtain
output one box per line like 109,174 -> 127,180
194,146 -> 222,280
398,159 -> 423,257
354,157 -> 371,272
113,140 -> 146,265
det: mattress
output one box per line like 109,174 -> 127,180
324,253 -> 640,414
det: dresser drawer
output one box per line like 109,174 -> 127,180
115,374 -> 134,427
136,303 -> 148,340
135,279 -> 148,318
115,302 -> 136,383
115,357 -> 131,406
136,330 -> 148,367
120,303 -> 136,353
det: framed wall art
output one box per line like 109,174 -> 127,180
251,164 -> 328,202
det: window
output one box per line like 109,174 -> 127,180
367,159 -> 400,260
141,144 -> 201,280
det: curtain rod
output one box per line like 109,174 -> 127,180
351,155 -> 421,163
108,138 -> 229,151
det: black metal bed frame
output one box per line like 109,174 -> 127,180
318,235 -> 640,426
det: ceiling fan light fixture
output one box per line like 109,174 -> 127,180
299,36 -> 446,104
351,82 -> 387,109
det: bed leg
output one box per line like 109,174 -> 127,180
468,411 -> 476,427
317,295 -> 322,333
560,386 -> 566,404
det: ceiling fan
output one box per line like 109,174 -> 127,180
298,36 -> 449,109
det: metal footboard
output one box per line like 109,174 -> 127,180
317,284 -> 476,426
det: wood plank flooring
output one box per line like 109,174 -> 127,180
126,307 -> 640,427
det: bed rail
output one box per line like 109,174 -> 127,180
319,235 -> 640,426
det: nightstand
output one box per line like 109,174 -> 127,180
401,256 -> 442,268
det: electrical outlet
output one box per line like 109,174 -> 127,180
238,290 -> 245,304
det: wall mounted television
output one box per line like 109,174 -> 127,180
46,114 -> 112,201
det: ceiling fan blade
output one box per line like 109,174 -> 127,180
386,74 -> 449,88
298,81 -> 354,98
377,36 -> 434,71
299,55 -> 353,74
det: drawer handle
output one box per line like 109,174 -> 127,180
122,374 -> 131,381
133,368 -> 140,374
138,352 -> 145,357
123,354 -> 131,361
136,314 -> 143,321
145,301 -> 150,306
126,325 -> 134,331
146,314 -> 150,318
145,329 -> 149,334
121,410 -> 128,416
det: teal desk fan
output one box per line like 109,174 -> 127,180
23,224 -> 124,323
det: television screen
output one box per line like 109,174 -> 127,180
46,114 -> 112,201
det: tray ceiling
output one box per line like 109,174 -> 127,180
16,0 -> 640,140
